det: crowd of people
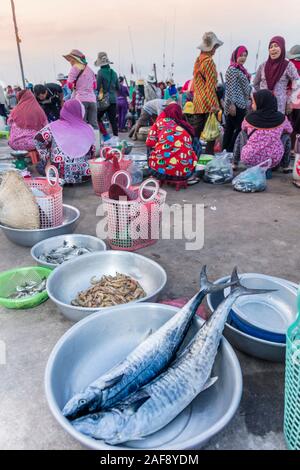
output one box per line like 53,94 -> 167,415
0,33 -> 299,186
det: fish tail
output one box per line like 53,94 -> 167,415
200,265 -> 238,295
230,267 -> 277,297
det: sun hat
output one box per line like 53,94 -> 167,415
183,101 -> 195,115
287,45 -> 300,60
198,32 -> 224,52
94,52 -> 113,67
147,74 -> 156,84
63,49 -> 87,65
166,78 -> 175,85
57,73 -> 67,81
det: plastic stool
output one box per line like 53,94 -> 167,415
160,179 -> 188,191
28,150 -> 40,165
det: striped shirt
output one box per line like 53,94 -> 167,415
193,53 -> 219,114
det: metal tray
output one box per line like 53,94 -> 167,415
45,303 -> 242,450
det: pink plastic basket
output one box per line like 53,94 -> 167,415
25,165 -> 63,229
102,172 -> 166,251
89,147 -> 132,196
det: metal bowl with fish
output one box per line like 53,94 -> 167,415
207,275 -> 298,363
31,235 -> 107,269
45,303 -> 243,450
47,251 -> 167,322
0,204 -> 80,247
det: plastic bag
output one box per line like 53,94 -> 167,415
204,152 -> 233,184
201,113 -> 221,142
232,159 -> 271,193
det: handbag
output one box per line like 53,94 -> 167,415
97,70 -> 112,112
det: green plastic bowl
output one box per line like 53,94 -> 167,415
198,154 -> 213,166
0,267 -> 52,309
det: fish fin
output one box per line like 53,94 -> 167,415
202,376 -> 218,392
200,265 -> 238,295
230,267 -> 278,296
116,391 -> 151,413
102,375 -> 124,390
140,328 -> 153,343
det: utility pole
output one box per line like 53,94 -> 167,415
10,0 -> 25,88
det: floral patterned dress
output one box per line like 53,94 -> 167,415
146,117 -> 197,179
254,61 -> 300,114
34,126 -> 95,184
241,117 -> 293,168
8,121 -> 37,151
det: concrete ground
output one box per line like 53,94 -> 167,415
0,137 -> 298,450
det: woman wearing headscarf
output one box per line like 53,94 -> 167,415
146,103 -> 197,180
223,46 -> 251,152
34,99 -> 95,184
254,36 -> 299,115
8,90 -> 48,151
193,32 -> 223,155
117,77 -> 129,132
233,90 -> 293,169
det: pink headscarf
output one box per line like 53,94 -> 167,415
9,90 -> 48,130
230,46 -> 251,81
265,36 -> 289,92
49,99 -> 95,158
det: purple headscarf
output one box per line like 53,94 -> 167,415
265,36 -> 289,92
49,99 -> 95,158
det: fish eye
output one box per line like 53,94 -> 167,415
79,399 -> 86,405
91,414 -> 98,421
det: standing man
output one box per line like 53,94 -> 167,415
144,75 -> 160,102
193,32 -> 223,154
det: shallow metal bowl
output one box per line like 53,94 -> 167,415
45,303 -> 242,450
47,251 -> 167,322
31,235 -> 107,269
207,275 -> 298,363
0,204 -> 80,247
10,150 -> 29,158
123,142 -> 134,155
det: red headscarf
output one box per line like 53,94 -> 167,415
160,103 -> 195,137
265,36 -> 289,92
9,89 -> 48,130
230,46 -> 251,81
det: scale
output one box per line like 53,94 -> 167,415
10,151 -> 30,170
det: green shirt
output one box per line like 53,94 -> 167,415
96,65 -> 119,105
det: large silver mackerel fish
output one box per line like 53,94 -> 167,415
63,267 -> 232,420
72,269 -> 275,444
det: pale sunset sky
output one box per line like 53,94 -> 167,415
1,0 -> 300,86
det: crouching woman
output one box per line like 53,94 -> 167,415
233,90 -> 293,171
146,103 -> 198,181
34,99 -> 95,184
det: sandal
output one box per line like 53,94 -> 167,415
187,177 -> 201,186
293,180 -> 300,188
282,167 -> 293,174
